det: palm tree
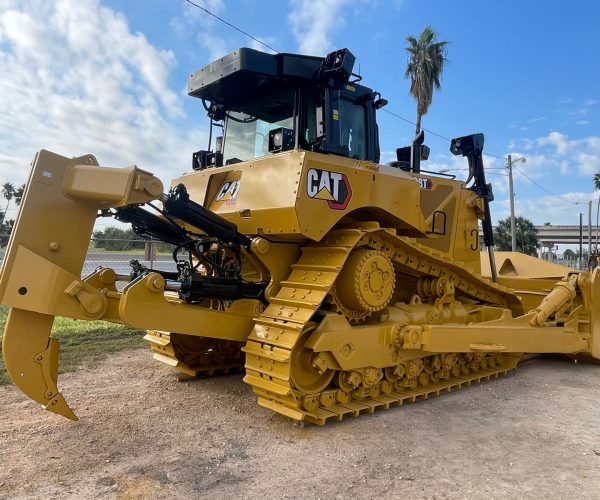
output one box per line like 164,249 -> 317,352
593,172 -> 600,251
493,216 -> 539,256
0,182 -> 15,226
14,184 -> 24,206
404,26 -> 448,136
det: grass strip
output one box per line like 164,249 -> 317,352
0,306 -> 145,386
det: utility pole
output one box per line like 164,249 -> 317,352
576,200 -> 594,267
589,200 -> 593,260
506,155 -> 525,252
507,154 -> 516,251
580,212 -> 583,269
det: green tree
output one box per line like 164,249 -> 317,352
404,26 -> 448,136
93,226 -> 174,253
0,213 -> 12,246
0,183 -> 25,245
563,248 -> 576,260
493,216 -> 539,256
0,182 -> 15,226
14,184 -> 25,206
93,227 -> 144,251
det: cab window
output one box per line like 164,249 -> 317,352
332,94 -> 367,160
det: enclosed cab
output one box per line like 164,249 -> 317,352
188,48 -> 383,169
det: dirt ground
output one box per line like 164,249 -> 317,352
0,349 -> 599,499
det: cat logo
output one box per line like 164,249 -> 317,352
215,179 -> 240,205
306,168 -> 352,210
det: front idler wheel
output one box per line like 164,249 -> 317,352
290,324 -> 335,394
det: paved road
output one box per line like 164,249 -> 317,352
83,252 -> 176,276
0,251 -> 178,281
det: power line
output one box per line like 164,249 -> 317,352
183,0 -> 278,53
183,0 -> 514,163
181,1 -> 591,216
437,167 -> 506,173
182,1 -> 511,164
381,109 -> 507,160
484,152 -> 507,160
515,166 -> 579,205
381,109 -> 451,142
439,164 -> 585,205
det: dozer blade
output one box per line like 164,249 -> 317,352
2,308 -> 77,420
0,150 -> 163,419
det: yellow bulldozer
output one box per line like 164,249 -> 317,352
1,48 -> 598,424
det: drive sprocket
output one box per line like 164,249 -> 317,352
330,248 -> 395,323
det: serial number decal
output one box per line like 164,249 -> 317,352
306,168 -> 352,210
215,179 -> 240,204
416,177 -> 432,190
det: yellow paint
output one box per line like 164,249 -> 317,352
1,148 -> 598,423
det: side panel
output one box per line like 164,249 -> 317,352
296,154 -> 426,241
173,150 -> 304,236
174,150 -> 428,241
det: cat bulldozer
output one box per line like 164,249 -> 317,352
1,47 -> 598,424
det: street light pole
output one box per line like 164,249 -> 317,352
506,155 -> 526,252
589,200 -> 593,260
507,154 -> 516,251
580,212 -> 583,268
576,200 -> 594,267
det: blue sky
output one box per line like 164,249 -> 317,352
1,0 -> 599,228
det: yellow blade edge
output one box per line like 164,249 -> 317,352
2,308 -> 78,420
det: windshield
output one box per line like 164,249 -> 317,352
222,88 -> 295,165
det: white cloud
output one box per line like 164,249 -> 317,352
197,31 -> 229,60
536,131 -> 570,155
249,36 -> 277,54
508,138 -> 535,151
510,154 -> 548,179
379,150 -> 397,164
170,0 -> 235,63
569,108 -> 588,116
0,0 -> 205,185
288,0 -> 350,55
174,0 -> 225,27
514,192 -> 594,226
567,98 -> 598,119
509,131 -> 600,177
577,153 -> 600,175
